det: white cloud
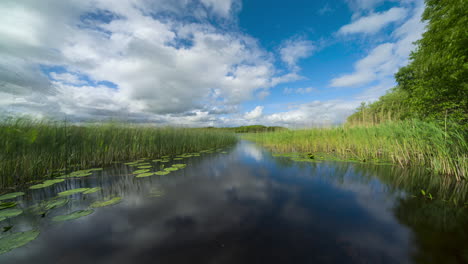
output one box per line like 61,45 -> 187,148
338,7 -> 408,35
0,0 -> 295,122
331,1 -> 425,89
283,87 -> 316,95
244,106 -> 264,120
50,72 -> 86,86
279,38 -> 315,70
346,0 -> 385,11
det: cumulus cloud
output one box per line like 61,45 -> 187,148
338,7 -> 408,35
244,106 -> 264,120
279,38 -> 315,70
0,0 -> 294,122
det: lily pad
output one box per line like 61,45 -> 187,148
83,187 -> 101,194
30,179 -> 65,190
0,230 -> 40,255
137,165 -> 152,169
136,172 -> 155,178
0,209 -> 23,221
133,169 -> 150,174
87,168 -> 103,171
59,171 -> 92,178
57,188 -> 90,197
52,209 -> 94,222
0,202 -> 16,210
172,164 -> 187,168
154,171 -> 170,175
90,197 -> 122,208
44,199 -> 69,211
164,167 -> 179,172
0,192 -> 25,201
173,158 -> 184,160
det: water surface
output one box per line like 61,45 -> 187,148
1,141 -> 467,264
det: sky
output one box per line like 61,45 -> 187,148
0,0 -> 426,127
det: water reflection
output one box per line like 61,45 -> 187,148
0,141 -> 467,263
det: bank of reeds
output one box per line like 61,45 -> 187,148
0,118 -> 237,187
243,120 -> 467,180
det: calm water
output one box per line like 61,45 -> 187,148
1,140 -> 467,264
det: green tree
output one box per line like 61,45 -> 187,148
395,0 -> 468,123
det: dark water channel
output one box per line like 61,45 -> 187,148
1,140 -> 467,264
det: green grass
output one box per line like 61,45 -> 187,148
0,118 -> 237,187
242,120 -> 467,180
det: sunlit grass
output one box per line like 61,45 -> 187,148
243,120 -> 467,180
0,118 -> 237,187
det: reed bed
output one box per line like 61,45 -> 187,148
0,118 -> 237,187
243,120 -> 467,180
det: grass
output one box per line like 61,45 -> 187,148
0,118 -> 237,187
242,120 -> 467,180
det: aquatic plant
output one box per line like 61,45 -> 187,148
0,209 -> 22,221
0,118 -> 237,187
0,192 -> 24,201
57,188 -> 91,197
90,197 -> 122,208
243,120 -> 467,180
52,209 -> 94,222
29,179 -> 64,189
0,230 -> 40,255
83,187 -> 101,194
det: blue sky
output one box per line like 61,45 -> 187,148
0,0 -> 425,127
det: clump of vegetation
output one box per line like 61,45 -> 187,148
243,120 -> 467,180
0,118 -> 237,187
348,0 -> 467,127
206,125 -> 287,133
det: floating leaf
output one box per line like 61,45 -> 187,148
0,192 -> 25,201
57,188 -> 90,197
420,189 -> 426,196
87,168 -> 103,171
59,170 -> 92,178
160,160 -> 170,163
30,179 -> 64,190
133,169 -> 150,174
173,158 -> 184,160
137,165 -> 152,169
172,164 -> 187,169
83,187 -> 101,194
136,172 -> 155,178
164,167 -> 179,172
0,202 -> 16,210
154,171 -> 170,175
52,209 -> 94,222
0,230 -> 40,255
0,209 -> 23,221
90,197 -> 122,208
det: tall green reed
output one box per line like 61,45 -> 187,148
0,118 -> 237,187
242,120 -> 467,180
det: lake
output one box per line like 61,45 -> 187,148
0,140 -> 467,264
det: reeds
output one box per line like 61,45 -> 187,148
243,120 -> 467,180
0,118 -> 237,187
